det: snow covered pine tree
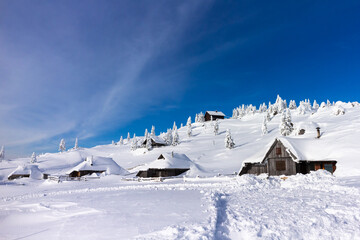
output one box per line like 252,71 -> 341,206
262,117 -> 268,135
225,129 -> 235,149
0,146 -> 5,160
31,152 -> 37,163
74,138 -> 79,150
172,126 -> 179,146
214,119 -> 219,135
59,139 -> 66,152
279,109 -> 293,136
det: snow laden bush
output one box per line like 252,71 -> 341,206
333,105 -> 345,115
279,109 -> 293,136
127,132 -> 131,143
59,139 -> 66,152
262,117 -> 268,135
225,129 -> 235,149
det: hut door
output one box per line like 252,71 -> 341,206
314,163 -> 321,171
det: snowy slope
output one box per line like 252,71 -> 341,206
3,100 -> 359,178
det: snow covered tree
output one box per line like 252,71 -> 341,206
279,109 -> 293,136
151,126 -> 155,136
112,140 -> 115,145
172,126 -> 179,146
313,100 -> 319,110
59,139 -> 66,152
142,129 -> 149,147
146,135 -> 152,150
214,119 -> 219,135
31,152 -> 37,163
119,136 -> 123,145
131,134 -> 137,151
289,100 -> 297,109
197,112 -> 205,123
327,100 -> 331,107
74,138 -> 79,150
172,122 -> 177,131
225,129 -> 235,149
0,146 -> 4,160
127,132 -> 131,143
187,122 -> 192,137
187,116 -> 191,126
262,117 -> 268,135
266,111 -> 271,122
164,129 -> 172,145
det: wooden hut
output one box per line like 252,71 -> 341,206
136,152 -> 191,178
205,111 -> 225,121
239,138 -> 337,176
8,165 -> 44,180
66,156 -> 128,178
141,136 -> 167,148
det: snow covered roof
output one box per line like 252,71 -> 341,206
137,152 -> 192,171
142,135 -> 166,145
275,137 -> 336,162
243,137 -> 337,167
66,156 -> 129,175
206,111 -> 225,117
8,165 -> 43,180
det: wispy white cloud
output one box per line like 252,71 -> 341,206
0,1 -> 214,157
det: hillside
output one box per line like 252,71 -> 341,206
1,98 -> 360,239
1,99 -> 360,179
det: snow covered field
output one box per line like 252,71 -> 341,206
1,99 -> 360,239
1,172 -> 360,239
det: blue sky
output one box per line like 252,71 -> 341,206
1,0 -> 359,158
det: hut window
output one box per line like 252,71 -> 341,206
276,161 -> 286,171
324,164 -> 333,173
276,147 -> 282,155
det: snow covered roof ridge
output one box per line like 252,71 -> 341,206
136,152 -> 194,171
206,111 -> 225,116
65,156 -> 129,176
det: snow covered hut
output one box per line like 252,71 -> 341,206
136,152 -> 192,178
141,136 -> 167,148
8,165 -> 44,180
66,156 -> 128,177
239,138 -> 337,176
205,111 -> 225,121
